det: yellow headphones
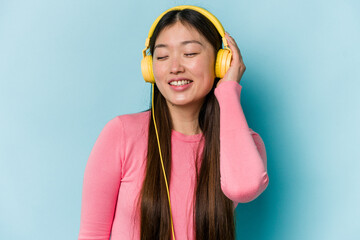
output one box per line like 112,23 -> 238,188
141,6 -> 230,239
141,5 -> 232,83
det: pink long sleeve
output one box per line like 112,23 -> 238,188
214,81 -> 269,204
78,117 -> 124,240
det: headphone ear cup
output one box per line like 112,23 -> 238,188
141,55 -> 155,83
215,49 -> 232,79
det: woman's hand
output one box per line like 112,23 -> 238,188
216,32 -> 246,87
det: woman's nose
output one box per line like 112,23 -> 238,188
170,56 -> 185,74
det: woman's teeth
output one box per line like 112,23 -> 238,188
169,80 -> 192,86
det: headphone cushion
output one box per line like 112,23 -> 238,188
141,56 -> 155,83
215,49 -> 232,78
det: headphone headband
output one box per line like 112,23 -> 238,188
142,5 -> 229,57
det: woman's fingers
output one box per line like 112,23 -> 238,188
221,32 -> 246,84
225,32 -> 242,64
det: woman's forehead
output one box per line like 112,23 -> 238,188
155,22 -> 209,47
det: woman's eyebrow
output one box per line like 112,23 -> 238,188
181,40 -> 203,46
154,44 -> 167,50
154,40 -> 203,50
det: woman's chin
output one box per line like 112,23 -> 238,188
166,98 -> 205,109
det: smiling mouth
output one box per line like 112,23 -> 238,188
169,80 -> 193,86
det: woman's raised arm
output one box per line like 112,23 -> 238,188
215,81 -> 269,204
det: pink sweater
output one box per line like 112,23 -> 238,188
78,81 -> 269,240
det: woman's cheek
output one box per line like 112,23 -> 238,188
187,58 -> 203,73
153,63 -> 165,80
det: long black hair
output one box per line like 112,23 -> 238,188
137,8 -> 235,240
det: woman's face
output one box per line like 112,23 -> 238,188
152,21 -> 216,108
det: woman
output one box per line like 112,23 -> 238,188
78,5 -> 269,240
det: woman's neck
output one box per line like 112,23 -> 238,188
166,100 -> 203,136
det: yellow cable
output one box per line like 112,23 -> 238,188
151,83 -> 176,240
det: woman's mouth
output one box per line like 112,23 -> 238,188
168,79 -> 193,91
169,80 -> 193,86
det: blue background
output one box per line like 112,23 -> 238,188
1,0 -> 359,239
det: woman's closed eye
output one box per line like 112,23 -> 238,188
184,53 -> 198,57
156,56 -> 168,60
